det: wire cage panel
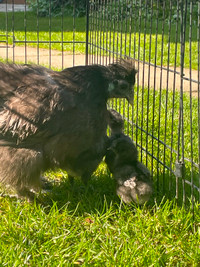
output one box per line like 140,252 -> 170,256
88,0 -> 200,206
0,0 -> 87,69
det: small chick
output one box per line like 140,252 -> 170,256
115,162 -> 153,204
106,109 -> 153,204
107,108 -> 138,168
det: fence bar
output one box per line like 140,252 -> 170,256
198,0 -> 200,203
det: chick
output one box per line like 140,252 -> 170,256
106,109 -> 153,204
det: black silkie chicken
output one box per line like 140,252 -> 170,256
0,60 -> 137,199
106,109 -> 153,204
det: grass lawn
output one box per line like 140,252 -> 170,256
0,12 -> 87,53
0,12 -> 199,69
0,166 -> 200,266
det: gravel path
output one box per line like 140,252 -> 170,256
0,44 -> 199,96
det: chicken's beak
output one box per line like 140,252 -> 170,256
126,90 -> 134,106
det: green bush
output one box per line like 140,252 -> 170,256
28,0 -> 87,17
96,0 -> 198,24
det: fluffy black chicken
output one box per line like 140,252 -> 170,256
0,60 -> 137,199
106,109 -> 153,204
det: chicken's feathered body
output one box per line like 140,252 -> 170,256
0,60 -> 137,198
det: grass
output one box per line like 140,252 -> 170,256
0,166 -> 200,266
0,12 -> 199,69
0,12 -> 87,53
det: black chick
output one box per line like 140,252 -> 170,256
106,109 -> 153,204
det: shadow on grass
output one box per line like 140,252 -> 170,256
37,168 -> 179,215
38,171 -> 122,215
1,165 -> 198,216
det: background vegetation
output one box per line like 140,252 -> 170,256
28,0 -> 87,17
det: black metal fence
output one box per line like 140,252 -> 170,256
0,0 -> 200,206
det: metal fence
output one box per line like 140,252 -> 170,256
0,0 -> 200,206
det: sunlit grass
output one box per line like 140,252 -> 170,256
0,12 -> 199,69
0,170 -> 200,266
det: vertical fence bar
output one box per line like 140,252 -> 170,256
94,1 -> 98,63
114,0 -> 118,110
140,0 -> 148,163
128,0 -> 132,60
89,0 -> 94,64
136,0 -> 142,155
73,0 -> 76,66
112,0 -> 116,63
61,0 -> 64,69
49,0 -> 52,69
170,0 -> 179,196
151,0 -> 159,178
24,0 -> 27,64
100,0 -> 103,62
5,0 -> 8,61
177,0 -> 187,204
96,0 -> 99,63
156,0 -> 165,193
85,0 -> 89,66
116,0 -> 120,59
127,0 -> 133,137
12,0 -> 15,62
119,1 -> 123,58
198,0 -> 200,202
175,0 -> 188,204
146,0 -> 153,169
189,0 -> 194,211
108,0 -> 113,64
163,0 -> 172,196
36,0 -> 40,65
124,0 -> 128,57
105,0 -> 109,65
133,0 -> 137,62
132,0 -> 138,145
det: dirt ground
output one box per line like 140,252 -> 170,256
0,44 -> 199,96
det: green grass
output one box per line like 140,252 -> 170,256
0,12 -> 87,53
0,12 -> 199,69
0,165 -> 200,266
